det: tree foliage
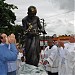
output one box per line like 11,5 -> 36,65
0,0 -> 25,44
0,0 -> 18,34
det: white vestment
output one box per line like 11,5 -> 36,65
44,45 -> 59,73
58,47 -> 67,75
64,43 -> 75,75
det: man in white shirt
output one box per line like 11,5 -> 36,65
43,38 -> 58,75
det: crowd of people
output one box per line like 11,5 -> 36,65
0,32 -> 75,75
39,36 -> 75,75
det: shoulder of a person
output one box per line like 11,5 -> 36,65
35,16 -> 40,19
46,46 -> 49,49
52,45 -> 57,49
0,44 -> 7,50
10,43 -> 16,47
45,46 -> 49,51
22,16 -> 28,21
0,43 -> 8,47
59,47 -> 64,50
64,42 -> 69,47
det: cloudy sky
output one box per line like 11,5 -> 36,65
5,0 -> 75,36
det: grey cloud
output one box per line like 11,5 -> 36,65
6,0 -> 75,35
51,0 -> 75,11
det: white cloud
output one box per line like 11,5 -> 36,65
52,0 -> 75,11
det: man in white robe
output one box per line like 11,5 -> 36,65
65,37 -> 75,75
43,39 -> 59,75
57,41 -> 67,75
63,36 -> 75,75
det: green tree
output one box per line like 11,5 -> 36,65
0,0 -> 18,34
13,25 -> 24,44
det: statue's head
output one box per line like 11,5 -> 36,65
27,6 -> 37,17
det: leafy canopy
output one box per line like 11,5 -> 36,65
0,0 -> 18,28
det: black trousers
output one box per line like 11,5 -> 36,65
47,71 -> 58,75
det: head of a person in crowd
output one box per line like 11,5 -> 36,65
10,33 -> 15,38
74,36 -> 75,42
27,6 -> 37,18
48,38 -> 53,47
69,36 -> 75,43
53,40 -> 57,45
8,33 -> 16,44
16,43 -> 20,49
57,40 -> 64,48
1,33 -> 7,43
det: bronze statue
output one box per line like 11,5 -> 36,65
22,6 -> 46,66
